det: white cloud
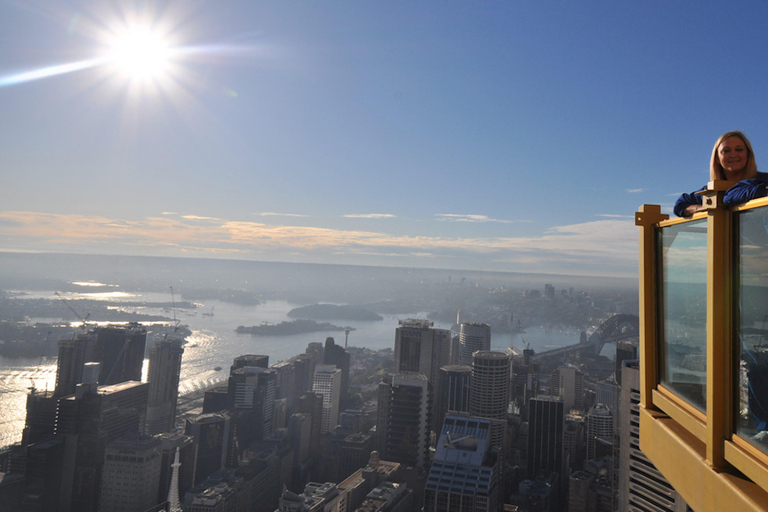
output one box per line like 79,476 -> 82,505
343,213 -> 397,219
435,214 -> 514,224
260,212 -> 309,218
626,188 -> 644,194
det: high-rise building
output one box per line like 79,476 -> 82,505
586,403 -> 613,461
184,412 -> 233,485
394,319 -> 452,387
231,354 -> 269,372
54,324 -> 147,397
458,323 -> 491,366
433,365 -> 471,433
145,337 -> 185,435
99,435 -> 162,512
227,365 -> 276,444
618,361 -> 688,511
470,351 -> 510,452
377,372 -> 431,468
550,366 -> 585,412
295,392 -> 324,459
527,395 -> 564,481
56,377 -> 150,512
312,364 -> 342,434
423,415 -> 500,512
323,337 -> 350,408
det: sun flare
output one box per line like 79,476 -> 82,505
105,27 -> 173,81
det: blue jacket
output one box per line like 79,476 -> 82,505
673,171 -> 768,217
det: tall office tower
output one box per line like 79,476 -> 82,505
22,389 -> 58,446
470,351 -> 511,451
271,360 -> 297,407
614,341 -> 637,386
458,322 -> 491,366
227,365 -> 276,449
291,354 -> 315,396
424,415 -> 500,512
231,354 -> 268,372
586,403 -> 614,460
563,414 -> 586,472
54,324 -> 147,397
99,435 -> 162,512
312,364 -> 342,434
511,349 -> 540,412
21,438 -> 66,512
288,413 -> 313,465
145,337 -> 185,435
568,471 -> 595,512
339,432 -> 373,480
596,379 -> 620,434
550,366 -> 585,412
377,372 -> 431,468
394,319 -> 453,387
295,392 -> 324,459
527,395 -> 564,480
56,377 -> 150,512
184,412 -> 233,485
323,337 -> 350,407
434,365 -> 471,433
305,341 -> 325,365
618,361 -> 689,512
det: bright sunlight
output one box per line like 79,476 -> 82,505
105,27 -> 172,81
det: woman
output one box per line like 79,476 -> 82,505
674,131 -> 768,217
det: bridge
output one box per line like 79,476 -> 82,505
530,313 -> 639,365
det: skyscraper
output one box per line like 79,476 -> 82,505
470,351 -> 510,452
99,435 -> 162,512
424,415 -> 500,512
434,365 -> 471,433
145,337 -> 184,435
618,361 -> 689,511
312,364 -> 342,434
586,403 -> 614,461
394,319 -> 452,387
527,395 -> 564,481
54,324 -> 147,397
323,337 -> 350,408
377,372 -> 431,468
550,366 -> 584,412
56,377 -> 150,512
458,322 -> 491,366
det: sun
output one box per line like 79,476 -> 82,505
105,26 -> 173,81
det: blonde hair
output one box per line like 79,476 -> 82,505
710,131 -> 758,181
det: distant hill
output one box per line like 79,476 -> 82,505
287,303 -> 383,321
236,319 -> 351,336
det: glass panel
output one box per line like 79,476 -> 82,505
736,207 -> 768,455
658,219 -> 707,412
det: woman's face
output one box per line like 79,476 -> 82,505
718,136 -> 749,179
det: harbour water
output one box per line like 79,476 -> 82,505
0,289 -> 582,449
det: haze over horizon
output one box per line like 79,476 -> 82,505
3,1 -> 767,277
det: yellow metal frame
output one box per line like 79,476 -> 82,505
636,184 -> 768,511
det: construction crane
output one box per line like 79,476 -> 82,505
54,292 -> 90,330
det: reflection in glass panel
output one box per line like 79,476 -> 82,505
659,220 -> 707,412
736,208 -> 768,455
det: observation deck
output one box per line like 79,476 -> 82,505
636,181 -> 768,511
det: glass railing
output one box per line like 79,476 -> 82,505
735,207 -> 768,456
658,219 -> 708,412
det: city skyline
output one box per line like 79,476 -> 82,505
3,1 -> 768,277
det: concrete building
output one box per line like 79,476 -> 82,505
313,365 -> 342,434
99,435 -> 162,512
423,415 -> 500,512
145,337 -> 185,435
550,366 -> 584,413
377,373 -> 431,468
458,323 -> 491,367
393,319 -> 452,388
586,403 -> 613,461
470,351 -> 510,452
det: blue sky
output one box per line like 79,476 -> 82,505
1,0 -> 767,277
